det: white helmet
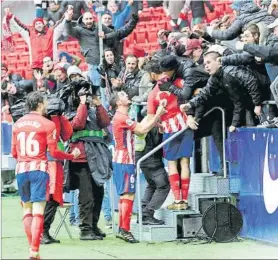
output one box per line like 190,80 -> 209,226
67,65 -> 82,78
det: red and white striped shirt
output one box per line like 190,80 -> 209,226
147,81 -> 187,134
12,112 -> 56,175
112,111 -> 137,165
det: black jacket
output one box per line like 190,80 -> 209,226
243,34 -> 278,65
64,108 -> 112,190
221,51 -> 268,77
189,66 -> 262,127
46,8 -> 64,25
66,14 -> 138,65
190,0 -> 214,18
147,1 -> 163,7
8,80 -> 34,106
211,3 -> 275,40
169,65 -> 210,102
61,0 -> 90,21
118,68 -> 144,99
100,57 -> 125,90
176,57 -> 195,77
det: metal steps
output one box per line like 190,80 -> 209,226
131,173 -> 231,242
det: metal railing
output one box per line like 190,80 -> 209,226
136,106 -> 226,242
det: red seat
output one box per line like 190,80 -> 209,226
149,42 -> 160,52
153,7 -> 164,13
136,43 -> 149,50
66,41 -> 78,49
147,30 -> 158,43
8,64 -> 17,71
152,14 -> 161,21
206,12 -> 218,23
123,39 -> 130,48
13,33 -> 22,40
16,61 -> 27,68
157,20 -> 167,30
14,38 -> 26,45
15,45 -> 29,52
67,46 -> 78,54
136,22 -> 146,30
7,54 -> 18,65
225,4 -> 233,14
126,33 -> 135,45
25,69 -> 33,80
138,12 -> 149,22
146,21 -> 157,29
57,42 -> 68,51
135,31 -> 146,44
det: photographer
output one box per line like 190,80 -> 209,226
42,98 -> 76,244
63,65 -> 112,241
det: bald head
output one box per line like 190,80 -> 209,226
82,12 -> 94,28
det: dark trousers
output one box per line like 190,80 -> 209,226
141,165 -> 170,217
71,162 -> 104,233
195,110 -> 224,167
44,195 -> 59,233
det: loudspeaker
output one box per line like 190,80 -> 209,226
202,202 -> 243,242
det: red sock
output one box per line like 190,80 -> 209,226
121,199 -> 133,232
118,199 -> 123,228
181,178 -> 190,201
169,173 -> 181,201
23,214 -> 33,246
31,214 -> 44,252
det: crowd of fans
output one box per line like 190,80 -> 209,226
1,0 -> 278,257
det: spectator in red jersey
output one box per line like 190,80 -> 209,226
3,7 -> 67,70
11,91 -> 80,260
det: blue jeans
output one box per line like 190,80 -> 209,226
265,63 -> 278,82
88,64 -> 101,87
68,189 -> 80,225
101,181 -> 112,221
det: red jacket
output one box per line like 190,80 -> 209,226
70,104 -> 111,162
7,15 -> 64,69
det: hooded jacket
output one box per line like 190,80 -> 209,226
211,3 -> 275,41
66,14 -> 138,65
189,66 -> 262,127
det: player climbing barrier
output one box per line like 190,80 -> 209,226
136,106 -> 227,242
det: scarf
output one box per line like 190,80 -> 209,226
2,14 -> 14,52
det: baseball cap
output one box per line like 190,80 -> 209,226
185,39 -> 202,56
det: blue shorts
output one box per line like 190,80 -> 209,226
163,129 -> 194,161
113,163 -> 136,195
16,171 -> 49,203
